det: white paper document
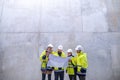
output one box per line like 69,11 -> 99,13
47,54 -> 70,68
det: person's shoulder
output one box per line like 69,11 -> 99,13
62,51 -> 65,54
81,51 -> 86,54
83,52 -> 87,55
72,55 -> 77,59
51,51 -> 56,54
42,50 -> 46,53
71,56 -> 75,60
52,51 -> 58,56
82,52 -> 87,58
62,51 -> 66,57
40,50 -> 46,58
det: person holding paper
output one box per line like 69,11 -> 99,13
53,45 -> 66,80
40,44 -> 54,80
66,49 -> 77,80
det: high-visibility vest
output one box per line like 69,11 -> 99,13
76,51 -> 88,73
66,56 -> 76,75
40,50 -> 55,70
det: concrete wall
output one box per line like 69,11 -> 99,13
0,0 -> 120,80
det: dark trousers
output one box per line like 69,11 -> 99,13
42,73 -> 51,80
54,71 -> 64,80
74,67 -> 77,80
78,74 -> 86,80
69,75 -> 76,80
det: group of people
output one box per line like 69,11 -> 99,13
40,44 -> 88,80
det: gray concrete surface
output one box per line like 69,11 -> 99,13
0,0 -> 120,80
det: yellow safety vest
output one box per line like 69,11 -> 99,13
66,56 -> 76,75
40,50 -> 55,70
76,51 -> 88,73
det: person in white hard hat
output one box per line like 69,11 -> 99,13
53,45 -> 66,80
40,44 -> 55,80
66,49 -> 77,80
75,45 -> 88,80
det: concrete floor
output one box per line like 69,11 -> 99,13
0,0 -> 120,80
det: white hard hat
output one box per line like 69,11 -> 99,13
75,45 -> 83,51
67,49 -> 73,53
58,45 -> 63,50
48,44 -> 53,48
